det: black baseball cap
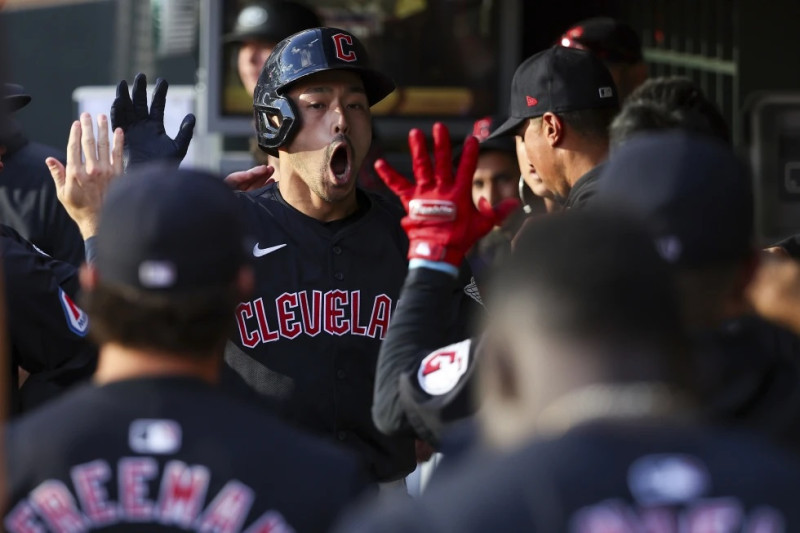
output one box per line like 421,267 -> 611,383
224,0 -> 321,44
595,131 -> 754,267
3,83 -> 31,112
95,165 -> 250,293
560,17 -> 643,64
487,46 -> 619,140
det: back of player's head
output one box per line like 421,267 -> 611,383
481,210 -> 689,448
487,46 -> 619,142
488,209 -> 684,359
85,164 -> 251,355
597,131 -> 753,269
610,77 -> 731,149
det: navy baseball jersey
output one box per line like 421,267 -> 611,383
0,132 -> 84,266
223,184 -> 480,481
338,419 -> 800,532
2,224 -> 96,414
5,376 -> 367,532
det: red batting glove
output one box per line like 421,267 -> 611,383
375,122 -> 519,267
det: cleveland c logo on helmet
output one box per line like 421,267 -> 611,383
332,33 -> 357,62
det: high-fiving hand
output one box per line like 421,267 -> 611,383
375,122 -> 519,267
111,72 -> 195,168
46,112 -> 124,239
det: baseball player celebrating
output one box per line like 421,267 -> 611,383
6,117 -> 367,532
110,28 -> 479,483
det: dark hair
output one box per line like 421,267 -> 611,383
489,210 -> 688,382
82,282 -> 241,357
610,77 -> 731,148
558,107 -> 618,141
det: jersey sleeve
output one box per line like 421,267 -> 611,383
2,226 -> 96,375
372,266 -> 479,446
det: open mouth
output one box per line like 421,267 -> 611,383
528,165 -> 541,184
329,143 -> 351,184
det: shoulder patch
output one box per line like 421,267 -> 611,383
417,339 -> 472,396
58,288 -> 89,337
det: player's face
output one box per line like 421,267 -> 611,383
237,40 -> 275,96
282,70 -> 372,205
519,118 -> 566,202
471,151 -> 519,210
515,135 -> 552,200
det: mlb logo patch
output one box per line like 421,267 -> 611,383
599,86 -> 614,98
58,288 -> 89,337
129,419 -> 182,454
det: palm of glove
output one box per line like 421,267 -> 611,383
375,122 -> 519,266
111,72 -> 195,168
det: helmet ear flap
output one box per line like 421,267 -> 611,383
254,95 -> 298,157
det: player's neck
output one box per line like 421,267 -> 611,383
94,343 -> 220,385
564,141 -> 608,188
278,174 -> 358,223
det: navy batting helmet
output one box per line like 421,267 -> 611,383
253,27 -> 395,154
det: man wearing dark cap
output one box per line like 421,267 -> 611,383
560,16 -> 648,101
4,159 -> 367,532
225,0 -> 321,98
0,83 -> 84,265
336,208 -> 800,532
596,131 -> 800,453
487,46 -> 620,209
224,1 -> 322,174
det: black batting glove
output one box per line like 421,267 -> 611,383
110,72 -> 196,169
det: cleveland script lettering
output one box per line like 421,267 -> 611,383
235,290 -> 394,347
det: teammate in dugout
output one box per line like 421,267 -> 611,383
338,208 -> 800,533
109,28 -> 481,483
1,91 -> 97,415
370,71 -> 800,456
5,117 -> 367,531
369,44 -> 625,447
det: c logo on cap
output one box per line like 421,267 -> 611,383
332,33 -> 357,62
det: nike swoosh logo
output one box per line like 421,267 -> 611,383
253,243 -> 287,258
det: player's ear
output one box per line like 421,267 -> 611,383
541,112 -> 563,147
79,264 -> 99,291
236,265 -> 255,299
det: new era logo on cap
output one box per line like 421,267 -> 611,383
599,86 -> 614,98
526,96 -> 538,107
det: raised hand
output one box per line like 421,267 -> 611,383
111,72 -> 195,168
374,122 -> 519,266
46,112 -> 124,239
224,164 -> 276,192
